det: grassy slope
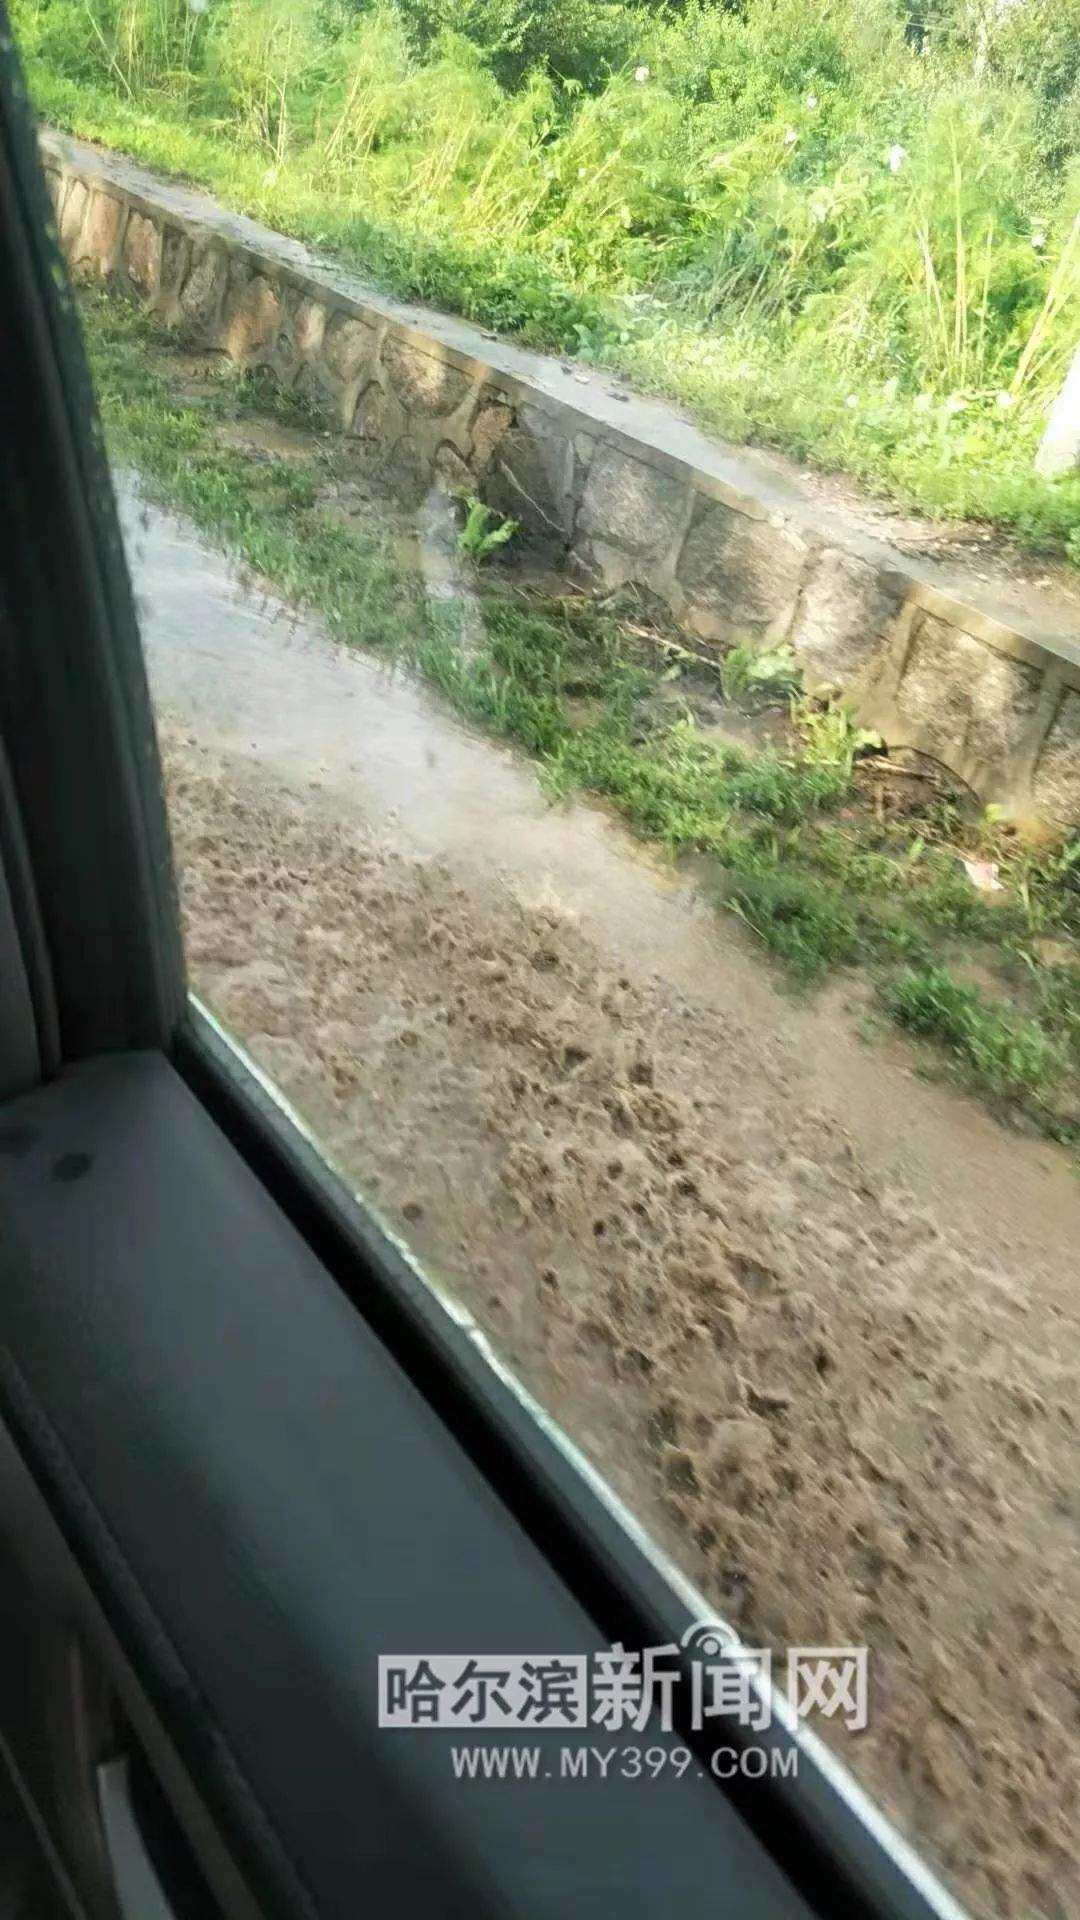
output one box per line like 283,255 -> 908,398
82,289 -> 1080,1140
14,0 -> 1080,564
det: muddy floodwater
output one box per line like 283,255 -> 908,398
124,479 -> 1080,1920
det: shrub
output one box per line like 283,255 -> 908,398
989,0 -> 1080,171
387,0 -> 646,93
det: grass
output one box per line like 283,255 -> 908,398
79,286 -> 1080,1140
727,867 -> 862,979
884,965 -> 1062,1098
11,0 -> 1080,563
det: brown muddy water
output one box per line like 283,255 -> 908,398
122,475 -> 1080,1920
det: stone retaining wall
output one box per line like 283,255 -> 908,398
41,129 -> 1080,827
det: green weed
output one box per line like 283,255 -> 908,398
1028,959 -> 1080,1066
726,867 -> 862,980
883,964 -> 1061,1097
458,496 -> 519,560
721,643 -> 801,703
792,696 -> 884,777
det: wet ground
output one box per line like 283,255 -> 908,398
123,478 -> 1080,1920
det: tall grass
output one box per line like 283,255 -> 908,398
12,0 -> 1080,554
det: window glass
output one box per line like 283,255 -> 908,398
18,2 -> 1080,1913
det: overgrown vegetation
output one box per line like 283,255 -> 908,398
14,0 -> 1080,558
81,289 -> 1080,1138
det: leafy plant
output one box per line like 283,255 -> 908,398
792,694 -> 883,775
458,495 -> 519,560
721,642 -> 802,702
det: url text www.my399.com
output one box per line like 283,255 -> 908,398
450,1745 -> 799,1783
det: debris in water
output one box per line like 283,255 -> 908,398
959,856 -> 1004,893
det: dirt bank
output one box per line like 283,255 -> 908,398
162,720 -> 1079,1920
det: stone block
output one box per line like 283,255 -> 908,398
179,243 -> 229,334
43,168 -> 63,217
159,227 -> 189,307
432,444 -> 474,495
266,301 -> 299,384
895,616 -> 1042,769
292,297 -> 328,359
793,548 -> 907,693
320,313 -> 375,386
350,380 -> 398,445
1031,690 -> 1080,827
576,446 -> 687,557
678,499 -> 809,642
72,189 -> 124,276
488,406 -> 574,542
381,334 -> 472,417
222,265 -> 281,363
271,296 -> 328,384
571,539 -> 641,594
470,400 -> 514,473
58,178 -> 87,255
288,365 -> 334,419
123,211 -> 161,302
